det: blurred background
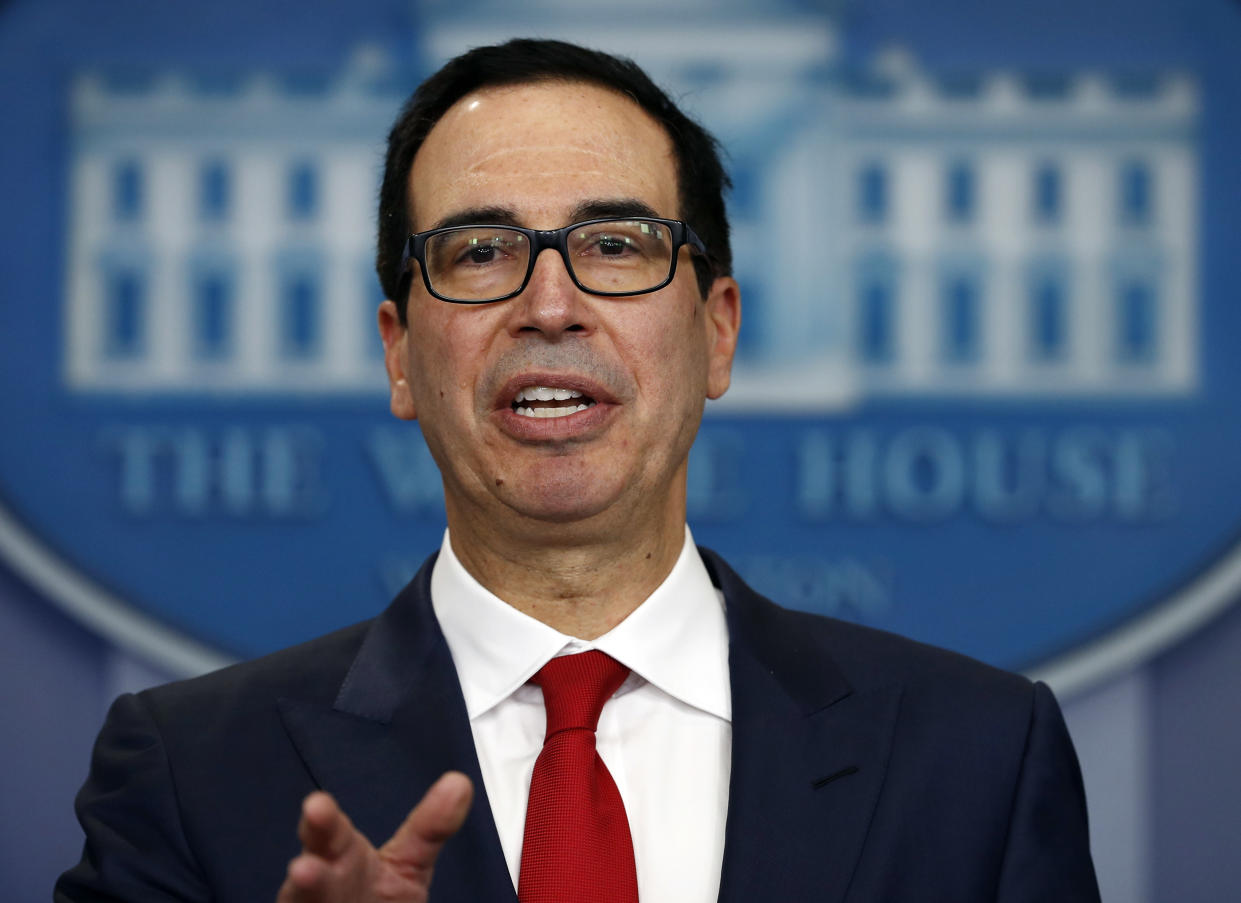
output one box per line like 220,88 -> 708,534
2,1 -> 1240,899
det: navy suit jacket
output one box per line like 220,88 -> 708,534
57,549 -> 1099,902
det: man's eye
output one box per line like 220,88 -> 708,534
581,232 -> 640,258
596,236 -> 630,256
453,240 -> 511,266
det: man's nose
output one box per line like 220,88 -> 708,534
506,247 -> 593,337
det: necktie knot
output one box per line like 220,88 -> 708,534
532,650 -> 630,740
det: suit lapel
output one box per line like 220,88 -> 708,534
277,555 -> 517,903
275,547 -> 897,902
702,550 -> 902,903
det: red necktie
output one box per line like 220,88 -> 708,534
518,651 -> 639,903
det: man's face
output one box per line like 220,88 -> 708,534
379,80 -> 740,541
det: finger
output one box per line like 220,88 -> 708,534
276,853 -> 330,903
279,794 -> 374,903
297,792 -> 359,861
381,772 -> 474,870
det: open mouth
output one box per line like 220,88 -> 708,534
512,385 -> 597,419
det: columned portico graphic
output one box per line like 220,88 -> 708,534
62,26 -> 1199,407
64,52 -> 397,395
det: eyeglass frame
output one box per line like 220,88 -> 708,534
397,216 -> 710,305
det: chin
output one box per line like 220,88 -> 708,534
500,472 -> 628,527
508,492 -> 616,527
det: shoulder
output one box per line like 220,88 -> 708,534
776,600 -> 1027,696
700,545 -> 1037,716
134,552 -> 444,735
137,617 -> 374,727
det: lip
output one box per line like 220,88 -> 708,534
491,371 -> 620,442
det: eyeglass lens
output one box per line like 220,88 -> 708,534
423,219 -> 674,301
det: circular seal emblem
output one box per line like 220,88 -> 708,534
3,1 -> 1240,695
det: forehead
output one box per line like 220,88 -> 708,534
409,80 -> 680,230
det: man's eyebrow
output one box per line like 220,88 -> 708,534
429,207 -> 521,231
427,199 -> 663,233
570,199 -> 661,222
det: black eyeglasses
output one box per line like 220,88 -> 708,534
399,217 -> 707,304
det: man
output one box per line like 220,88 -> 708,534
58,39 -> 1100,902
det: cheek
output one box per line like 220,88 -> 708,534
412,320 -> 477,390
402,342 -> 455,428
656,304 -> 709,370
422,329 -> 513,437
623,309 -> 710,406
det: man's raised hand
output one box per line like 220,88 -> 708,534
277,771 -> 474,903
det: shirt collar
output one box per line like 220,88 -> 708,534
431,526 -> 731,723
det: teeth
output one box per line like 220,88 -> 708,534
515,403 -> 591,419
515,386 -> 584,403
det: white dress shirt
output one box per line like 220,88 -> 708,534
431,527 -> 732,903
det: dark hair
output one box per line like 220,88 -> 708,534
376,38 -> 732,322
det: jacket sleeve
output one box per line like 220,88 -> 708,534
55,692 -> 211,903
994,681 -> 1101,903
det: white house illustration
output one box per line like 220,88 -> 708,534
62,14 -> 1199,408
63,48 -> 399,395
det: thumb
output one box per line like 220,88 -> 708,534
379,772 -> 474,875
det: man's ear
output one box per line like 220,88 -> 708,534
378,300 -> 417,421
703,276 -> 741,400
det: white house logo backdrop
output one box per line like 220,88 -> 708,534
2,0 -> 1240,684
